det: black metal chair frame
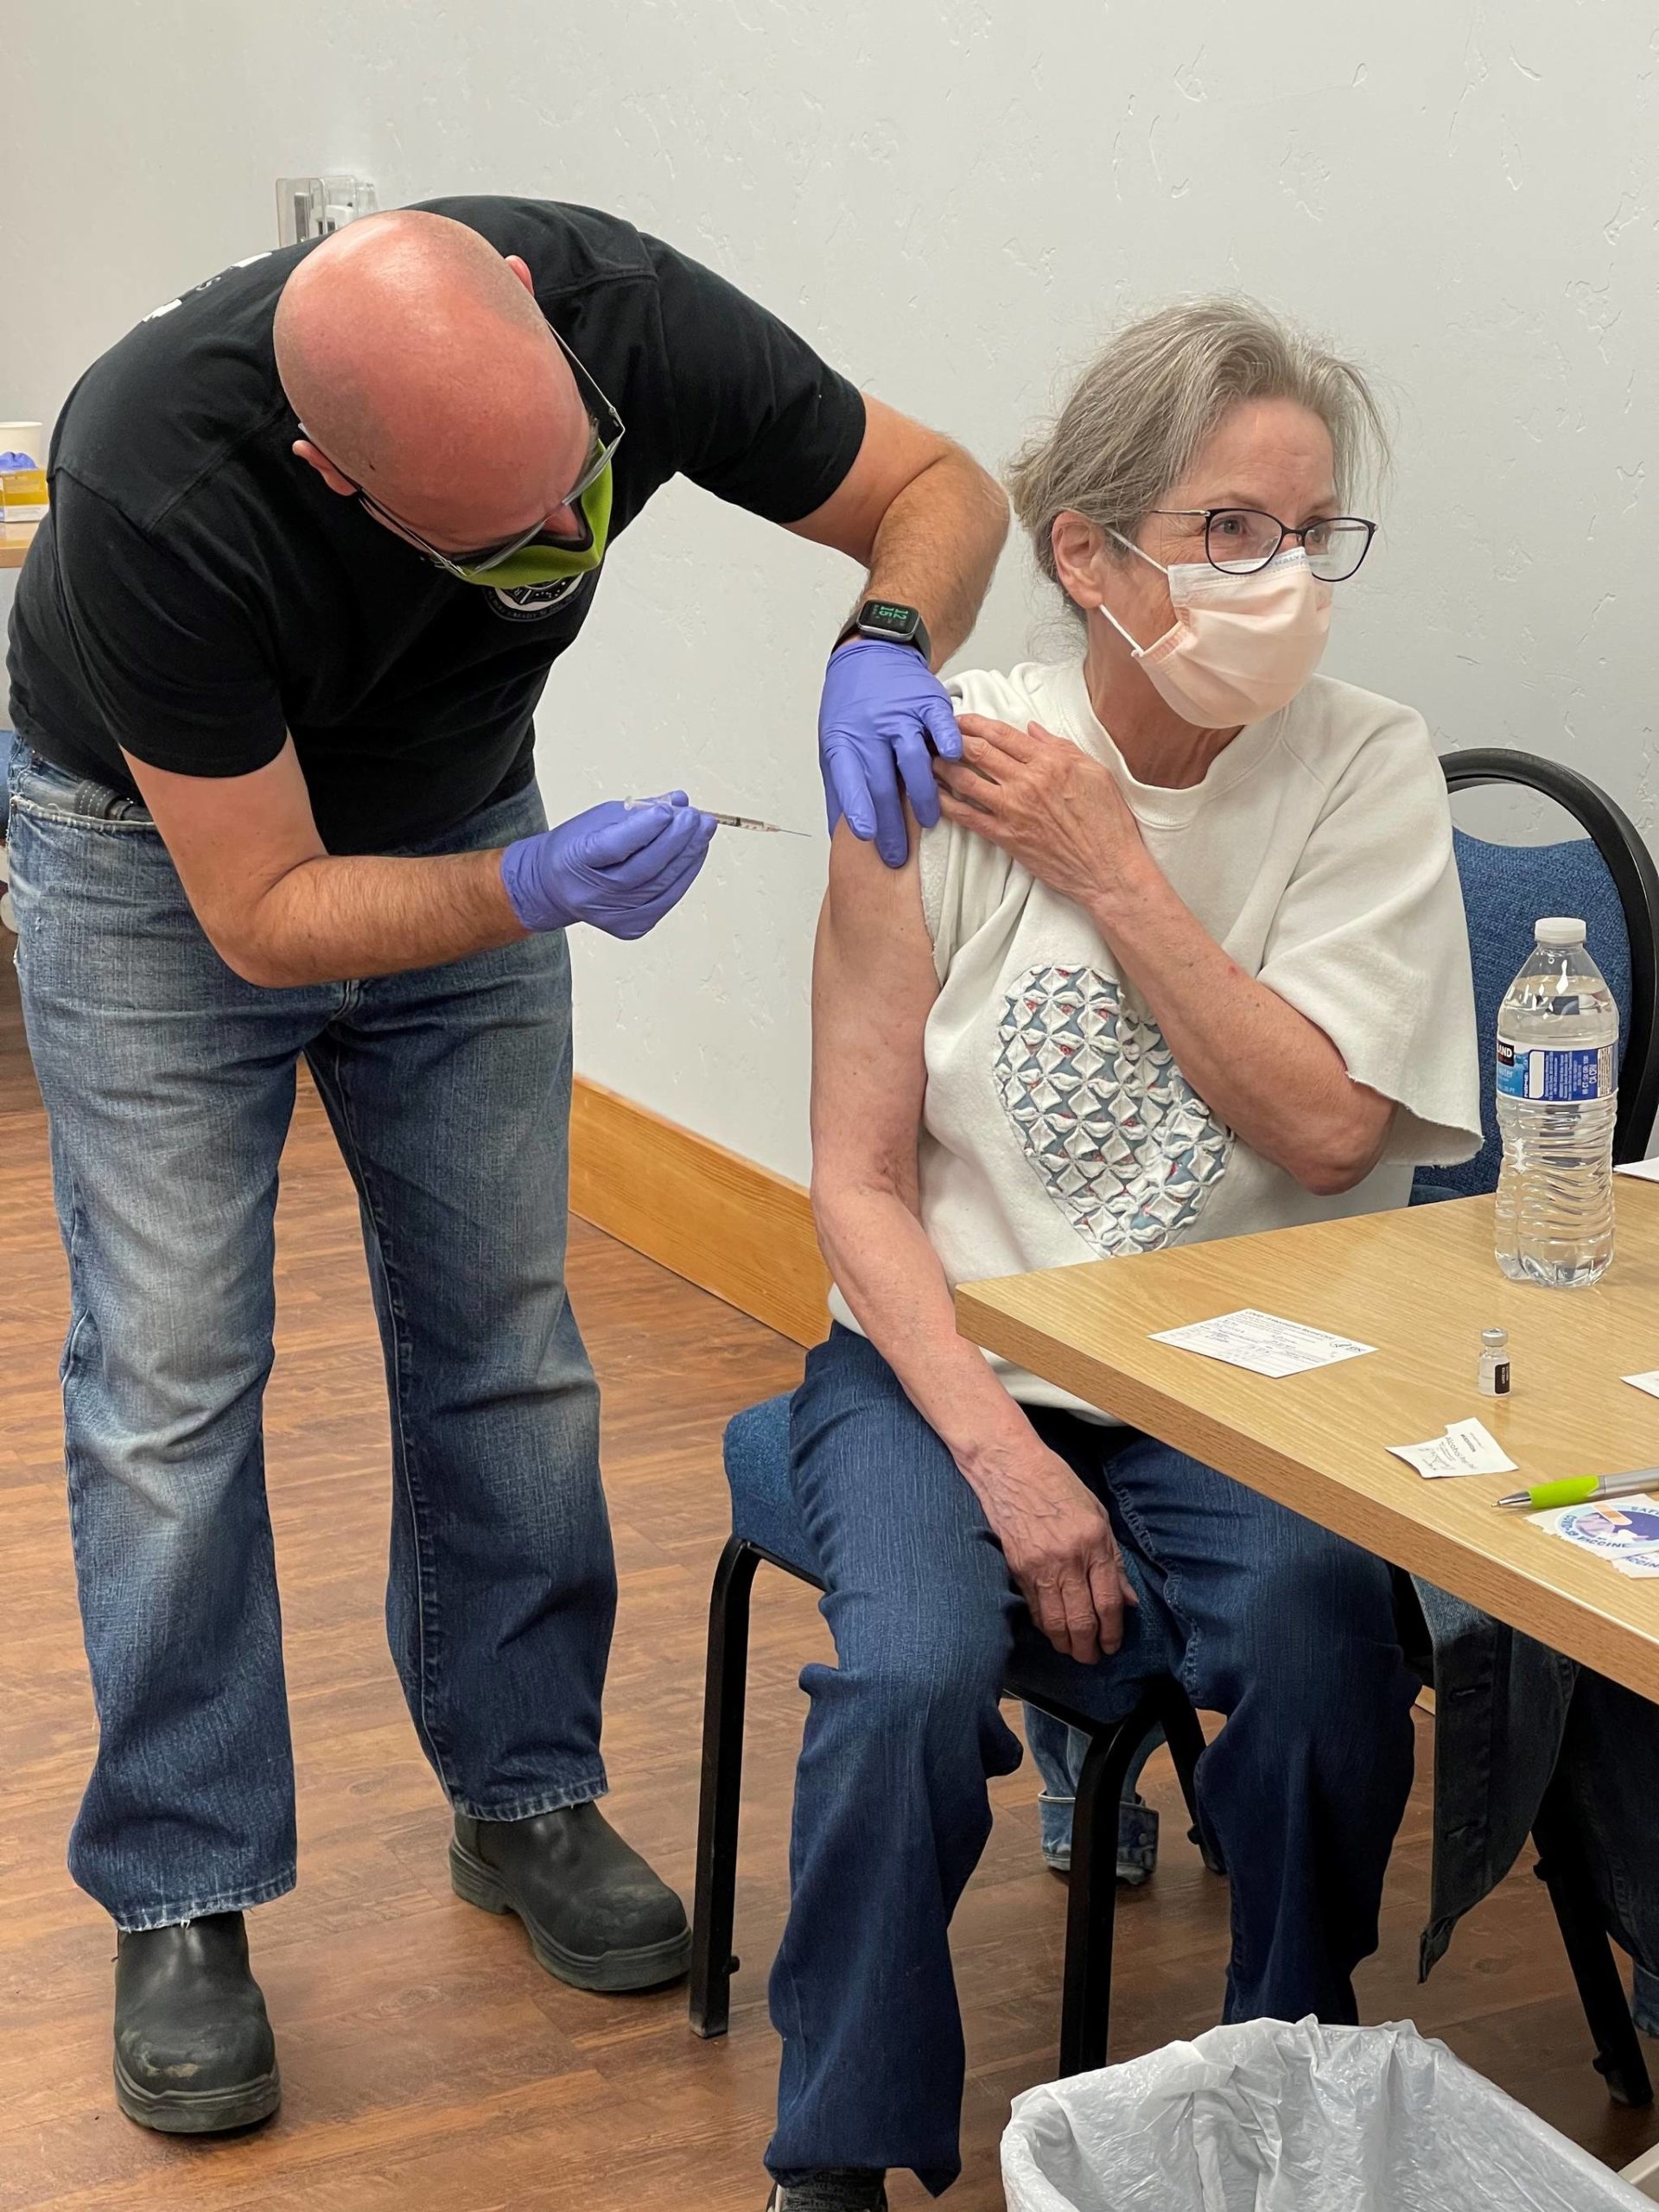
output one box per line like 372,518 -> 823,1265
1439,748 -> 1659,2107
690,1533 -> 1214,2077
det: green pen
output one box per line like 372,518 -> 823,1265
1496,1471 -> 1659,1510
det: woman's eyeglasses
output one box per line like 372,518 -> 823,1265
1149,507 -> 1376,583
301,320 -> 626,580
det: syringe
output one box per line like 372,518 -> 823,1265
625,795 -> 809,837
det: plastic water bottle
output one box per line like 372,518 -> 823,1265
1493,918 -> 1618,1287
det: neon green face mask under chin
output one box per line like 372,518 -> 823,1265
452,465 -> 613,589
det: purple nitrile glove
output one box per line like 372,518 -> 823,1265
500,794 -> 717,942
817,639 -> 963,868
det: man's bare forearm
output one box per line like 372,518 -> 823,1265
863,446 -> 1007,666
119,739 -> 532,989
237,847 -> 527,987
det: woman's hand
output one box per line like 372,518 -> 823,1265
969,1433 -> 1139,1664
935,715 -> 1153,913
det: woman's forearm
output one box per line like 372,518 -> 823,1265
1090,857 -> 1391,1194
815,1180 -> 1040,1498
818,1174 -> 1139,1665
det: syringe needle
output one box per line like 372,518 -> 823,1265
624,796 -> 808,836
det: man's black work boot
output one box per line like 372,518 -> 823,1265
112,1912 -> 281,2133
450,1802 -> 690,1991
766,2175 -> 888,2212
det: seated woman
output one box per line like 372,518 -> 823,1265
762,300 -> 1481,2212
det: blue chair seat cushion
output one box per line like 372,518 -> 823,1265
722,1394 -> 816,1573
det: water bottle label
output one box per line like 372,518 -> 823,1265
1495,1040 -> 1614,1102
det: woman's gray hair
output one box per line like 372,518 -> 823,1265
1007,296 -> 1390,592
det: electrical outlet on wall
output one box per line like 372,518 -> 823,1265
276,177 -> 378,246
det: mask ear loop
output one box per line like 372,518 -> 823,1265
1096,526 -> 1171,654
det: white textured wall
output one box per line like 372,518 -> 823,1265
8,3 -> 1658,1179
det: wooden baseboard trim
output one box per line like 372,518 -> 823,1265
569,1077 -> 830,1347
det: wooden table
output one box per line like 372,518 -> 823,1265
957,1187 -> 1659,1702
0,519 -> 38,571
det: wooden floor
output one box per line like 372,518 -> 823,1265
0,961 -> 1654,2210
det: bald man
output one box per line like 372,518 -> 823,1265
6,198 -> 1007,2134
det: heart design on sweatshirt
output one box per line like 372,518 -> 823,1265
994,964 -> 1232,1253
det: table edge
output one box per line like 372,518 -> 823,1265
956,1281 -> 1659,1706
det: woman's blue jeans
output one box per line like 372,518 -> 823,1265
7,742 -> 613,1929
767,1325 -> 1417,2196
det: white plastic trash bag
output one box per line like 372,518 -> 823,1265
1002,2017 -> 1652,2212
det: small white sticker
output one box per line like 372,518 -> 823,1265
1388,1417 -> 1517,1479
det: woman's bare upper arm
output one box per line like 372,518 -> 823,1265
810,823 -> 941,1205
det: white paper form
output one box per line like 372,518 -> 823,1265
1624,1371 -> 1659,1402
1614,1159 -> 1659,1184
1387,1418 -> 1517,1479
1150,1309 -> 1375,1379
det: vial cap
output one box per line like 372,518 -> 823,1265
1482,1326 -> 1508,1348
1535,917 -> 1586,947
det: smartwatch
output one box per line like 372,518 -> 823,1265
836,598 -> 932,664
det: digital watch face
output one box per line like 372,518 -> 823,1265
864,600 -> 918,640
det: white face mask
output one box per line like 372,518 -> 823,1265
1097,533 -> 1333,728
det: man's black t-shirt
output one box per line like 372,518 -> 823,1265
6,198 -> 866,854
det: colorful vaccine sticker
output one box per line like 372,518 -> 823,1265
1563,1502 -> 1659,1548
1541,1499 -> 1659,1558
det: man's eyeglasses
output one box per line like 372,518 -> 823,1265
1150,507 -> 1376,583
302,321 -> 625,581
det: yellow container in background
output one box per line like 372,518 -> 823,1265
0,423 -> 47,524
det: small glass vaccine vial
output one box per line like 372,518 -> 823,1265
1478,1326 -> 1511,1397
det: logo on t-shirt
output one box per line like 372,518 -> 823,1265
487,575 -> 588,623
994,965 -> 1232,1255
145,252 -> 274,321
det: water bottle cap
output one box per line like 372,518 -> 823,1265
1535,917 -> 1586,946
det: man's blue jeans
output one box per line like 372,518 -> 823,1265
767,1325 -> 1417,2196
7,741 -> 613,1929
